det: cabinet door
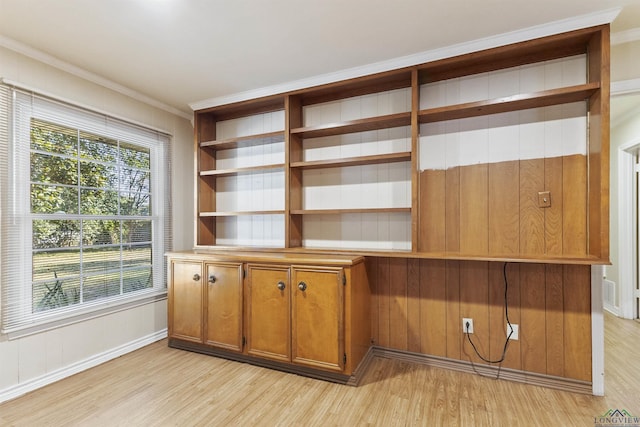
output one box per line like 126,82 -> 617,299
204,262 -> 243,351
246,264 -> 291,362
169,260 -> 203,343
291,266 -> 345,372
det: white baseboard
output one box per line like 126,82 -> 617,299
604,304 -> 622,317
0,329 -> 167,404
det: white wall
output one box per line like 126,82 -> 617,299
0,45 -> 194,402
607,39 -> 640,312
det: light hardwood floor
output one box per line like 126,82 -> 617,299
1,312 -> 639,426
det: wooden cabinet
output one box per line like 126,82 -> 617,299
246,264 -> 345,372
291,266 -> 345,371
204,262 -> 243,351
168,258 -> 243,351
167,251 -> 371,384
246,264 -> 290,362
168,260 -> 203,343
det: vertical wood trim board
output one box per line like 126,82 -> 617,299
370,258 -> 591,381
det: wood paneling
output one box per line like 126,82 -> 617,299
419,259 -> 447,357
460,261 -> 490,365
544,157 -> 563,255
377,258 -> 390,348
445,167 -> 460,252
407,259 -> 421,353
445,260 -> 461,359
460,165 -> 489,254
419,170 -> 446,252
563,264 -> 591,381
519,159 -> 545,255
418,154 -> 591,260
520,263 -> 547,374
489,161 -> 520,255
545,264 -> 564,377
562,154 -> 587,255
371,258 -> 591,381
389,258 -> 408,351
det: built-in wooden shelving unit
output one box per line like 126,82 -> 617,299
193,24 -> 610,265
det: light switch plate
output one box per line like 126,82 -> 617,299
538,191 -> 551,208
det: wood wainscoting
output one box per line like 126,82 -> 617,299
367,257 -> 591,382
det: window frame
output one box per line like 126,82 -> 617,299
0,84 -> 172,338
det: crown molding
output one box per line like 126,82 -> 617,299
611,27 -> 640,45
0,35 -> 192,121
611,79 -> 640,128
190,7 -> 622,111
612,78 -> 640,96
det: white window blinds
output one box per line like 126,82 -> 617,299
0,84 -> 172,335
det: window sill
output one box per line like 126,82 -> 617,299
2,290 -> 167,340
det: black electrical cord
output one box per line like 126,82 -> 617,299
464,262 -> 513,364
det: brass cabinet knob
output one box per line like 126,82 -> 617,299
209,275 -> 216,284
277,281 -> 286,291
193,273 -> 201,281
298,281 -> 307,291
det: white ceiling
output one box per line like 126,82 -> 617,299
1,0 -> 639,117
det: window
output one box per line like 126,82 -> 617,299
0,85 -> 171,335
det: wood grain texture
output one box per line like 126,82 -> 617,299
411,70 -> 420,251
291,266 -> 344,372
285,95 -> 303,248
544,264 -> 564,377
407,259 -> 421,353
419,170 -> 446,252
246,264 -> 291,362
168,260 -> 203,343
2,310 -> 636,426
460,165 -> 489,254
502,263 -> 521,370
204,262 -> 243,351
347,262 -> 372,373
418,153 -> 597,261
562,154 -> 587,256
377,258 -> 391,348
544,157 -> 563,255
367,257 -> 379,346
519,159 -> 545,255
488,161 -> 519,255
419,259 -> 447,357
588,26 -> 610,261
418,84 -> 598,123
445,166 -> 461,252
563,264 -> 591,381
488,263 -> 513,366
389,258 -> 409,351
519,263 -> 547,375
445,260 -> 461,359
459,261 -> 490,365
369,259 -> 590,380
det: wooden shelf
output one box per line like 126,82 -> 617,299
290,208 -> 411,215
200,210 -> 285,217
418,83 -> 599,123
290,152 -> 411,170
200,164 -> 284,177
200,131 -> 284,150
290,112 -> 411,139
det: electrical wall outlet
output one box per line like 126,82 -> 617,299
462,318 -> 473,334
507,324 -> 519,340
